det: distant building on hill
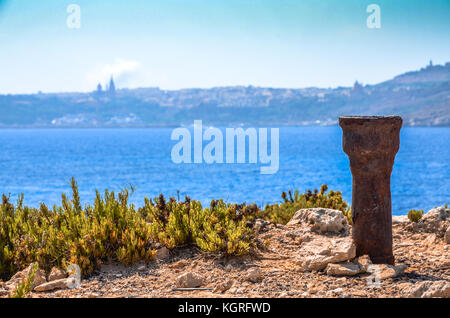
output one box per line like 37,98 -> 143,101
108,76 -> 116,96
352,80 -> 364,93
98,76 -> 116,97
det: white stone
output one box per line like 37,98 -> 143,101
392,215 -> 409,224
246,267 -> 264,283
422,281 -> 450,298
137,265 -> 147,272
422,206 -> 449,223
175,272 -> 204,288
214,279 -> 234,293
366,264 -> 406,280
34,277 -> 75,292
414,206 -> 450,237
287,208 -> 349,234
295,238 -> 356,271
327,287 -> 344,297
423,233 -> 438,246
354,255 -> 372,272
48,267 -> 67,282
403,280 -> 450,298
326,263 -> 361,276
156,247 -> 170,260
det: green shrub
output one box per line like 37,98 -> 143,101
261,185 -> 350,225
141,196 -> 256,256
343,208 -> 352,225
191,200 -> 255,255
0,178 -> 257,280
0,179 -> 351,281
0,194 -> 16,281
407,209 -> 424,223
0,178 -> 155,280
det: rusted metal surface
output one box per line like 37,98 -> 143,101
339,116 -> 402,265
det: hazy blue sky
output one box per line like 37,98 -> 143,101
0,0 -> 449,94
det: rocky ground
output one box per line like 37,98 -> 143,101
1,206 -> 449,298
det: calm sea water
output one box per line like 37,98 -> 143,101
0,127 -> 448,215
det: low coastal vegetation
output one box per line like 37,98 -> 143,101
1,178 -> 349,280
141,195 -> 256,257
260,184 -> 351,225
407,209 -> 424,222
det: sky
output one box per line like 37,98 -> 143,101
0,0 -> 449,94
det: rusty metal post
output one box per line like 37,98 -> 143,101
339,116 -> 402,265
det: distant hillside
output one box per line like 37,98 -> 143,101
1,62 -> 449,127
389,62 -> 450,84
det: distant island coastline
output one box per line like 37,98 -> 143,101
1,62 -> 449,128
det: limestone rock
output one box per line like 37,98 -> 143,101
422,281 -> 450,298
296,238 -> 356,271
326,263 -> 361,276
0,288 -> 8,296
169,259 -> 187,269
403,280 -> 450,298
6,263 -> 46,290
445,226 -> 450,244
366,264 -> 406,280
422,206 -> 449,223
327,287 -> 344,297
408,206 -> 450,237
137,265 -> 147,272
0,281 -> 8,296
392,215 -> 409,224
246,267 -> 264,283
287,208 -> 349,234
423,233 -> 438,246
224,264 -> 233,272
175,272 -> 204,288
156,247 -> 170,260
254,219 -> 273,233
354,255 -> 372,272
34,277 -> 76,292
403,282 -> 431,298
228,286 -> 244,295
214,279 -> 234,293
285,228 -> 312,244
48,267 -> 67,282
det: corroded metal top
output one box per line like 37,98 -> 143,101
339,116 -> 403,126
339,114 -> 403,173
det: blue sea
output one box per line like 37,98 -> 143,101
0,127 -> 448,215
